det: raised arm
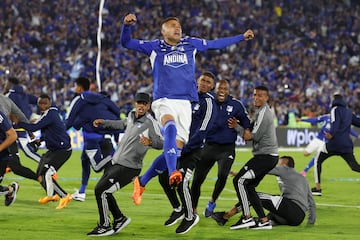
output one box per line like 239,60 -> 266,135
120,13 -> 154,55
190,29 -> 254,50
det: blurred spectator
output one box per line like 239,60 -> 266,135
0,0 -> 359,124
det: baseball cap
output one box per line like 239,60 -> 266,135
333,88 -> 343,97
135,92 -> 150,103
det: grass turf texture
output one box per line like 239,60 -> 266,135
2,148 -> 360,240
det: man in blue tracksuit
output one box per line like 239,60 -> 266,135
312,92 -> 360,196
300,114 -> 360,177
191,79 -> 251,218
121,14 -> 254,191
66,77 -> 120,201
14,94 -> 73,209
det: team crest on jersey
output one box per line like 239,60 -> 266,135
163,51 -> 188,68
193,103 -> 200,111
226,105 -> 233,113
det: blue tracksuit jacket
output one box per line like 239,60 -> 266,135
205,96 -> 251,145
326,98 -> 360,153
6,84 -> 38,119
66,91 -> 120,136
17,107 -> 71,151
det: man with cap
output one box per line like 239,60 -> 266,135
87,92 -> 164,236
312,91 -> 360,196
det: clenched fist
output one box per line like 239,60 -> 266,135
124,13 -> 137,25
244,29 -> 254,40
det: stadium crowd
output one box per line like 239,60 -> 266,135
1,0 -> 360,125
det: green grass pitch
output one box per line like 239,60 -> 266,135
2,148 -> 360,240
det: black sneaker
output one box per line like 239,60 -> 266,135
164,210 -> 184,226
249,219 -> 272,230
87,224 -> 114,236
311,187 -> 322,196
113,216 -> 131,234
5,182 -> 19,206
175,214 -> 199,234
230,216 -> 256,230
212,211 -> 228,226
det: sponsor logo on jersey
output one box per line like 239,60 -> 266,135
163,51 -> 188,68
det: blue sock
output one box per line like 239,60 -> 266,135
304,157 -> 315,172
163,121 -> 177,174
79,161 -> 90,194
141,154 -> 167,186
79,184 -> 87,193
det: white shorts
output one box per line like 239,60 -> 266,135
152,98 -> 191,144
304,138 -> 324,154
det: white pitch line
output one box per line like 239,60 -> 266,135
316,203 -> 360,208
236,147 -> 305,152
125,192 -> 360,208
12,183 -> 360,209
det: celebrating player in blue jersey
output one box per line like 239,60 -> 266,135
121,13 -> 254,186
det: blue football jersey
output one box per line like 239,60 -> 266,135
121,25 -> 245,102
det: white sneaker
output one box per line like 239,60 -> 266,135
230,217 -> 256,230
71,190 -> 86,202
